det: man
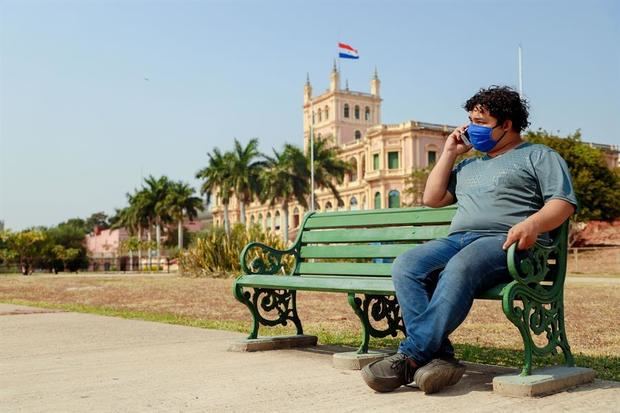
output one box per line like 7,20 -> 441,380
361,86 -> 577,394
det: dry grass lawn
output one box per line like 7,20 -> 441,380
1,273 -> 618,358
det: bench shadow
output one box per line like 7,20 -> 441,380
291,345 -> 612,397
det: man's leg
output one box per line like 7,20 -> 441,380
361,234 -> 463,392
409,234 -> 511,394
400,234 -> 510,364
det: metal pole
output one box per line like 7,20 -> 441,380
518,44 -> 523,96
310,98 -> 315,212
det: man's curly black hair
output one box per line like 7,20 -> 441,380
464,86 -> 530,133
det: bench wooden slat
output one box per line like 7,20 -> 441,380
296,262 -> 393,276
304,208 -> 455,229
300,243 -> 417,259
236,274 -> 508,300
236,274 -> 396,294
301,225 -> 451,244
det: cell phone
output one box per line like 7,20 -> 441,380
460,130 -> 472,146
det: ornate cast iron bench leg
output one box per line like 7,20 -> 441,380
348,293 -> 405,354
503,283 -> 574,376
234,284 -> 303,339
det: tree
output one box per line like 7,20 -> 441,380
143,175 -> 173,269
261,144 -> 310,241
196,148 -> 234,235
162,181 -> 204,249
0,230 -> 48,275
525,130 -> 620,221
229,138 -> 267,225
46,220 -> 89,271
51,245 -> 81,273
404,167 -> 432,206
119,237 -> 141,271
85,212 -> 110,233
308,137 -> 353,206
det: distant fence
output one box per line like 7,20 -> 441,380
567,246 -> 620,275
2,247 -> 617,276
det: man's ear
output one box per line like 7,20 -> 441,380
503,119 -> 513,131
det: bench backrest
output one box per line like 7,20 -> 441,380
293,206 -> 569,285
294,206 -> 456,277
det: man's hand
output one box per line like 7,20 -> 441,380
443,124 -> 473,156
502,219 -> 540,250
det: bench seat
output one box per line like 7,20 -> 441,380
236,273 -> 509,299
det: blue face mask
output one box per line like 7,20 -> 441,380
467,123 -> 506,152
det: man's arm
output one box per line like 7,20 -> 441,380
423,125 -> 470,207
502,199 -> 575,250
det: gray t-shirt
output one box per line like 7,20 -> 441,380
447,142 -> 577,236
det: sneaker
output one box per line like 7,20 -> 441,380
413,358 -> 467,394
361,353 -> 418,393
440,356 -> 467,386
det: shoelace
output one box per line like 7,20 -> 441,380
390,354 -> 416,384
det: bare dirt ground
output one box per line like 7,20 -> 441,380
567,247 -> 620,276
0,272 -> 618,357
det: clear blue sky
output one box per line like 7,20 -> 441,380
1,0 -> 618,230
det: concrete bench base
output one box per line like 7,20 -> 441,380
332,350 -> 394,370
228,335 -> 318,352
493,366 -> 596,397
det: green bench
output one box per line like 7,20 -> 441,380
233,206 -> 574,375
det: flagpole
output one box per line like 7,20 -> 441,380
518,44 -> 523,96
310,96 -> 315,212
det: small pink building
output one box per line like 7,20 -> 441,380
85,228 -> 129,271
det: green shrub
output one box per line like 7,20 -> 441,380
179,224 -> 290,278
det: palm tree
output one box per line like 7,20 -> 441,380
143,175 -> 173,268
229,138 -> 267,225
196,148 -> 234,235
309,137 -> 353,207
162,181 -> 204,249
261,144 -> 309,241
125,189 -> 153,271
110,206 -> 136,271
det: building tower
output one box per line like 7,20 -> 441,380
304,65 -> 383,151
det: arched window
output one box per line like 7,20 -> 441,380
350,196 -> 359,211
325,201 -> 333,211
324,105 -> 329,120
318,108 -> 322,122
344,104 -> 350,118
355,130 -> 361,140
312,111 -> 315,124
337,199 -> 344,210
258,213 -> 263,228
215,218 -> 220,227
354,105 -> 360,119
365,106 -> 370,121
293,207 -> 300,228
250,215 -> 255,225
274,211 -> 281,231
374,192 -> 382,209
349,157 -> 358,182
266,212 -> 272,230
388,190 -> 400,208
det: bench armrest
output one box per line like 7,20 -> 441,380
240,242 -> 298,275
506,240 -> 559,287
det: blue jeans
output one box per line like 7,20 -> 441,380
391,232 -> 511,364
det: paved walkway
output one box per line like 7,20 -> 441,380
0,304 -> 618,412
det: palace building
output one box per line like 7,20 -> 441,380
209,64 -> 454,240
